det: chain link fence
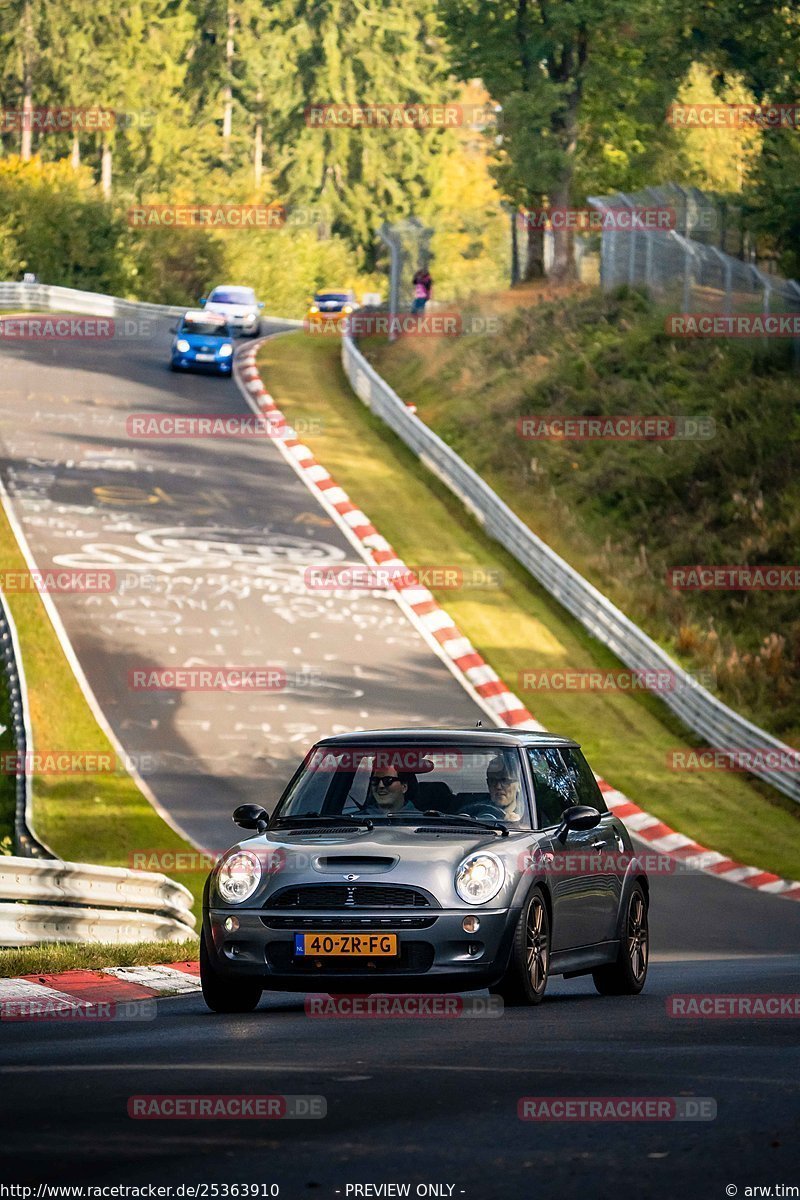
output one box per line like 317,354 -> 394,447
376,217 -> 434,340
587,183 -> 800,366
372,185 -> 799,368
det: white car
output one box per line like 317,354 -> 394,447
200,285 -> 263,337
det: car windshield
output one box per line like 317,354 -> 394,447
209,288 -> 255,304
273,744 -> 530,827
180,318 -> 231,337
314,293 -> 350,304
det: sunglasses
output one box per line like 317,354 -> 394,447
371,775 -> 401,789
488,776 -> 515,786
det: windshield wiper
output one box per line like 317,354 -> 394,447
272,813 -> 374,830
413,810 -> 509,837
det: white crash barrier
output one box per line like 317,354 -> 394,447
0,901 -> 194,946
0,280 -> 184,320
0,858 -> 196,946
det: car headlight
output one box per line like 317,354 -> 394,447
455,852 -> 505,905
244,310 -> 256,321
218,343 -> 233,357
216,850 -> 261,903
343,305 -> 353,313
175,339 -> 190,352
309,305 -> 319,314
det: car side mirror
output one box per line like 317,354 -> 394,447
233,803 -> 269,832
257,301 -> 264,309
554,804 -> 601,843
198,296 -> 207,306
169,325 -> 178,334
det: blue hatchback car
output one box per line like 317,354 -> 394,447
170,310 -> 235,375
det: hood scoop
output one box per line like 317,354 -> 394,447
315,855 -> 397,874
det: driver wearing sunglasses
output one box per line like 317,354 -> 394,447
364,765 -> 417,814
485,756 -> 524,821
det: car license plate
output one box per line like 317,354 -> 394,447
195,353 -> 216,361
294,932 -> 398,957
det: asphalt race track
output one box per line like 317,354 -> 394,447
2,951 -> 799,1195
1,322 -> 798,1196
0,318 -> 481,847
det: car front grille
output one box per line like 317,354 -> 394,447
266,883 -> 432,910
260,915 -> 437,930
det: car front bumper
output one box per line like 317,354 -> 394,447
221,316 -> 259,335
171,354 -> 232,373
205,906 -> 517,992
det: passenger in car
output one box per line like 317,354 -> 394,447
363,767 -> 419,814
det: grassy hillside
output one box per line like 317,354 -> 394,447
365,284 -> 800,747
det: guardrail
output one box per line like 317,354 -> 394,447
341,334 -> 800,805
0,856 -> 196,945
1,558 -> 196,944
3,279 -> 795,807
0,280 -> 185,320
0,586 -> 52,858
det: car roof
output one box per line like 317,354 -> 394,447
183,309 -> 225,323
209,285 -> 254,294
315,727 -> 579,749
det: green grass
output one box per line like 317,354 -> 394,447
366,285 -> 800,747
257,331 -> 800,881
0,501 -> 206,918
0,938 -> 199,978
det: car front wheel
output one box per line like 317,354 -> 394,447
200,929 -> 263,1013
491,886 -> 550,1007
592,882 -> 649,996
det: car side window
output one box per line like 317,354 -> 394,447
562,749 -> 608,813
526,748 -> 573,828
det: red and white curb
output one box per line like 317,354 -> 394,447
0,960 -> 200,1018
232,341 -> 800,903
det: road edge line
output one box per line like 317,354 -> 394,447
0,476 -> 202,850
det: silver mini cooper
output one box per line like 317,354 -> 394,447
201,728 -> 649,1011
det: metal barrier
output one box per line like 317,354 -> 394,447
0,287 -> 199,933
341,334 -> 800,805
0,280 -> 184,320
586,185 -> 800,370
0,903 -> 195,947
0,856 -> 196,945
0,550 -> 200,946
0,586 -> 52,858
2,278 -> 797,799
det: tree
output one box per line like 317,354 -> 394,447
0,0 -> 63,160
0,156 -> 130,289
264,0 -> 455,269
45,0 -> 198,201
681,1 -> 800,276
441,0 -> 693,281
